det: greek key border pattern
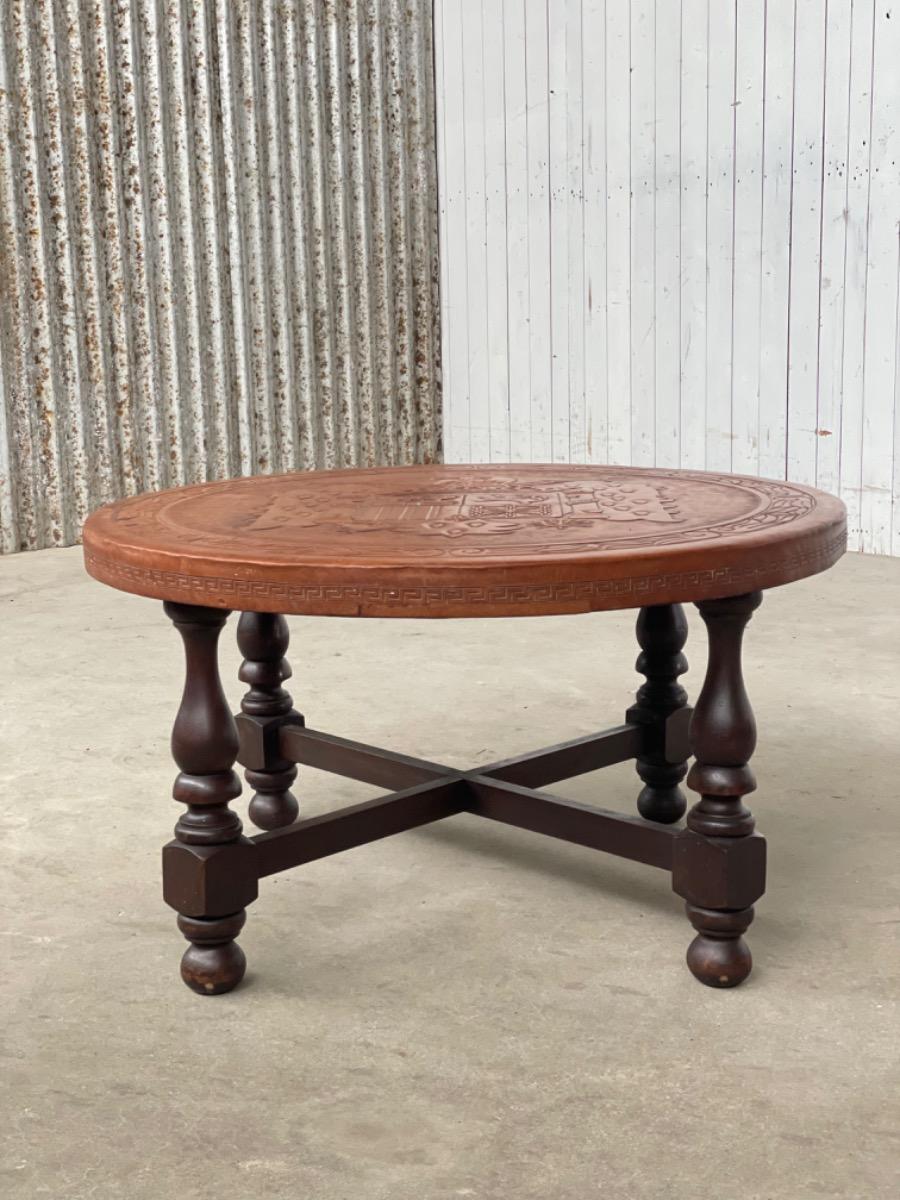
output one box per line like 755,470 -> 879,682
86,529 -> 846,609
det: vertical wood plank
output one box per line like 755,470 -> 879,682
525,0 -> 552,460
503,0 -> 532,461
705,0 -> 736,470
582,0 -> 608,464
438,0 -> 472,462
786,0 -> 827,487
758,0 -> 795,480
893,264 -> 900,555
654,0 -> 681,468
861,1 -> 899,554
630,0 -> 655,466
731,0 -> 765,476
605,0 -> 631,465
461,0 -> 490,461
679,0 -> 709,470
816,0 -> 853,499
839,0 -> 875,550
566,0 -> 587,462
483,0 -> 512,461
548,0 -> 571,462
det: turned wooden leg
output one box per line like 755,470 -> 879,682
236,612 -> 304,830
163,602 -> 251,995
678,591 -> 766,988
627,603 -> 690,824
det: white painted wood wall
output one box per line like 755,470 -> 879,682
435,0 -> 900,555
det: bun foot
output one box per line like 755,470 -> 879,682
685,904 -> 754,988
637,781 -> 687,824
178,911 -> 247,995
246,767 -> 299,830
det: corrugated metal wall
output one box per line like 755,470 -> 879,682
0,0 -> 441,554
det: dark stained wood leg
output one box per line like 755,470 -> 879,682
236,612 -> 304,830
164,602 -> 249,995
627,603 -> 689,824
177,910 -> 247,994
681,591 -> 765,987
158,596 -> 771,996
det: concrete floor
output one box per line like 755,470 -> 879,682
1,547 -> 899,1199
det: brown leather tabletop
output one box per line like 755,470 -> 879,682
82,464 -> 847,618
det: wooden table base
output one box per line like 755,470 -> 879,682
160,593 -> 767,996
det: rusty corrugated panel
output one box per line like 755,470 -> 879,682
0,0 -> 441,554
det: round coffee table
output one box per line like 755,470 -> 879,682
83,464 -> 846,994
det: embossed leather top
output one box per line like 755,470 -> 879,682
83,464 -> 847,617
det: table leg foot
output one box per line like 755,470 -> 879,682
679,591 -> 765,987
636,763 -> 687,825
628,603 -> 689,824
178,911 -> 247,995
244,768 -> 298,830
237,612 -> 302,831
685,903 -> 754,987
165,602 -> 254,994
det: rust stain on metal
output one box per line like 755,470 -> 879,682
0,0 -> 441,552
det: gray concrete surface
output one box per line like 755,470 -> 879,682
2,546 -> 899,1199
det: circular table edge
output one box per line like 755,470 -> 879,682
83,475 -> 848,618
